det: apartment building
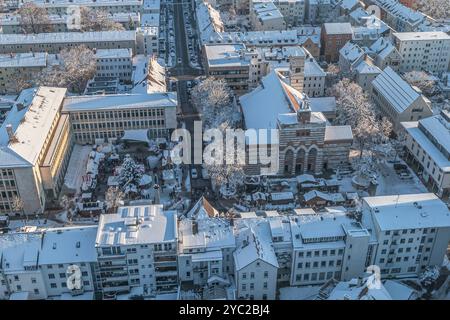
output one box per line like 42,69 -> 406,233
0,87 -> 73,215
95,204 -> 178,298
393,32 -> 450,75
94,49 -> 133,82
20,0 -> 144,15
0,29 -> 158,56
362,193 -> 450,276
366,37 -> 402,71
401,110 -> 450,198
250,1 -> 286,31
371,67 -> 433,131
0,226 -> 97,300
233,219 -> 279,300
178,199 -> 236,288
37,226 -> 98,298
289,209 -> 372,286
372,0 -> 426,32
203,44 -> 265,95
62,92 -> 178,144
303,54 -> 326,97
320,23 -> 353,63
0,233 -> 46,300
305,0 -> 332,25
273,0 -> 305,27
0,12 -> 140,34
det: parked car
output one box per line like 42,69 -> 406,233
191,168 -> 198,179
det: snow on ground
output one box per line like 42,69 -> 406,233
376,161 -> 427,196
63,144 -> 92,191
8,218 -> 62,231
279,286 -> 321,300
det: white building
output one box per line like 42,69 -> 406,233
62,92 -> 178,143
0,233 -> 46,300
95,204 -> 178,298
303,53 -> 326,97
372,0 -> 426,32
366,37 -> 402,71
401,110 -> 450,198
20,0 -> 144,15
0,87 -> 73,216
0,226 -> 97,300
362,193 -> 450,277
393,32 -> 450,75
233,219 -> 279,300
371,66 -> 433,131
250,1 -> 286,31
94,48 -> 133,82
289,209 -> 372,286
178,198 -> 236,288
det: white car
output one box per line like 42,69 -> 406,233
191,168 -> 198,179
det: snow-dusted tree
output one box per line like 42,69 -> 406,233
60,195 -> 76,223
105,187 -> 125,213
403,71 -> 439,96
18,3 -> 53,34
327,64 -> 340,74
6,72 -> 34,94
80,7 -> 125,32
330,79 -> 380,158
416,0 -> 450,20
117,156 -> 144,190
38,45 -> 96,93
419,265 -> 441,292
191,77 -> 240,129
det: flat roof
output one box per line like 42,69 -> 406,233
364,193 -> 450,231
393,31 -> 450,41
39,226 -> 98,265
96,204 -> 177,246
63,92 -> 177,112
0,52 -> 47,68
204,44 -> 249,68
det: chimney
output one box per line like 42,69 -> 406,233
6,124 -> 14,141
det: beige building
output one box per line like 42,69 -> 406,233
0,87 -> 73,216
371,67 -> 433,132
62,92 -> 178,144
240,71 -> 353,176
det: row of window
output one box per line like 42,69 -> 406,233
298,249 -> 344,258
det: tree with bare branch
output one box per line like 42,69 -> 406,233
38,45 -> 97,93
105,187 -> 125,213
80,7 -> 125,32
18,3 -> 53,34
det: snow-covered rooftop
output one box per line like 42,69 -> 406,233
368,37 -> 397,60
354,59 -> 382,75
0,232 -> 42,273
95,48 -> 132,60
372,67 -> 422,114
233,219 -> 279,270
304,56 -> 326,77
323,23 -> 353,35
63,92 -> 177,112
393,31 -> 450,42
339,41 -> 364,65
324,126 -> 353,142
401,117 -> 450,172
309,97 -> 336,114
363,193 -> 450,231
96,204 -> 178,246
240,70 -> 309,129
39,226 -> 98,265
0,87 -> 66,167
204,44 -> 250,68
0,30 -> 136,46
0,52 -> 47,68
374,0 -> 426,26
